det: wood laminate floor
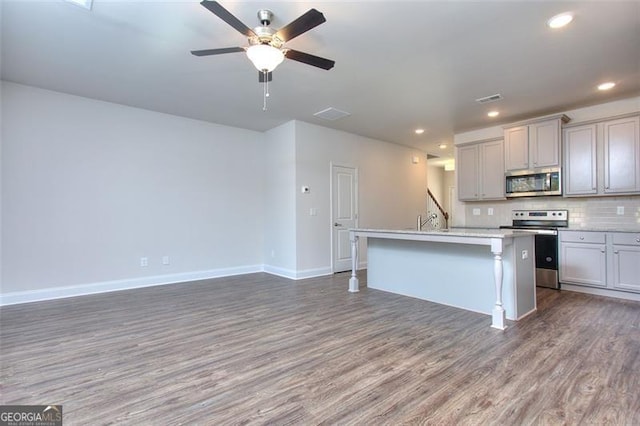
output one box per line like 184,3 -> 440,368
1,272 -> 639,425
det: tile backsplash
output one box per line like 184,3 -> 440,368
462,196 -> 640,230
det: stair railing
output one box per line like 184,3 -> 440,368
417,189 -> 449,230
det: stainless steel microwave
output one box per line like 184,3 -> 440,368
505,168 -> 561,197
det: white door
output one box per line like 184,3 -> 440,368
331,165 -> 358,272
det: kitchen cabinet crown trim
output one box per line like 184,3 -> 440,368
562,111 -> 640,129
455,136 -> 503,147
502,113 -> 570,129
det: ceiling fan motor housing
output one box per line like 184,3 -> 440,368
257,9 -> 273,26
251,24 -> 283,48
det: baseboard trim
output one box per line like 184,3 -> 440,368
296,267 -> 333,280
0,265 -> 263,306
262,265 -> 332,280
561,283 -> 640,302
262,265 -> 298,280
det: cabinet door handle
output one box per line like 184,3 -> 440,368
579,236 -> 584,240
636,238 -> 640,243
613,250 -> 619,254
602,250 -> 606,253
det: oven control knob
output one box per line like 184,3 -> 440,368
546,257 -> 553,262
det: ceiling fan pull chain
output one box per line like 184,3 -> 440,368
262,70 -> 268,111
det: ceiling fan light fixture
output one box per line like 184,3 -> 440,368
246,44 -> 285,72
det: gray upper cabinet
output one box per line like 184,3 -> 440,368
564,114 -> 640,197
603,116 -> 640,194
504,126 -> 529,171
530,120 -> 562,168
457,139 -> 505,201
563,124 -> 597,195
504,117 -> 565,171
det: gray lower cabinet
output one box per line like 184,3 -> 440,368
560,230 -> 640,295
611,233 -> 640,293
559,231 -> 606,288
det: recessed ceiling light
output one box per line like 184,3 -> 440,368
487,111 -> 500,118
439,143 -> 447,149
415,129 -> 425,135
597,82 -> 616,91
547,12 -> 573,29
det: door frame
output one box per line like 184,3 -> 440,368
330,162 -> 359,273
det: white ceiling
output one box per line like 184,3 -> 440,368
2,0 -> 639,160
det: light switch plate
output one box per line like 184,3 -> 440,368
617,206 -> 624,215
473,208 -> 481,216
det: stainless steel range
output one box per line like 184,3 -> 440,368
500,209 -> 569,289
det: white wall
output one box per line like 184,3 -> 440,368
427,164 -> 445,204
1,82 -> 265,299
263,121 -> 297,277
294,121 -> 428,274
443,170 -> 458,225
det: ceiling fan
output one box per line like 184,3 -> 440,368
191,1 -> 335,87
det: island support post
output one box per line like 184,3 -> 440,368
348,232 -> 359,292
491,239 -> 507,330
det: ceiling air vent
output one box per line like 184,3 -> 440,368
475,94 -> 503,104
313,107 -> 351,121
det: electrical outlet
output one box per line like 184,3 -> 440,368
140,257 -> 148,267
617,206 -> 625,215
473,208 -> 481,216
162,256 -> 170,265
309,208 -> 317,216
522,250 -> 529,260
488,207 -> 494,216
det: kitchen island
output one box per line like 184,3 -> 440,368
348,228 -> 536,330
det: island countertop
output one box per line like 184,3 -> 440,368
348,227 -> 537,330
350,227 -> 533,241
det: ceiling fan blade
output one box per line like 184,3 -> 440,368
276,8 -> 326,42
200,1 -> 256,37
258,71 -> 273,83
286,49 -> 335,70
191,47 -> 245,56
